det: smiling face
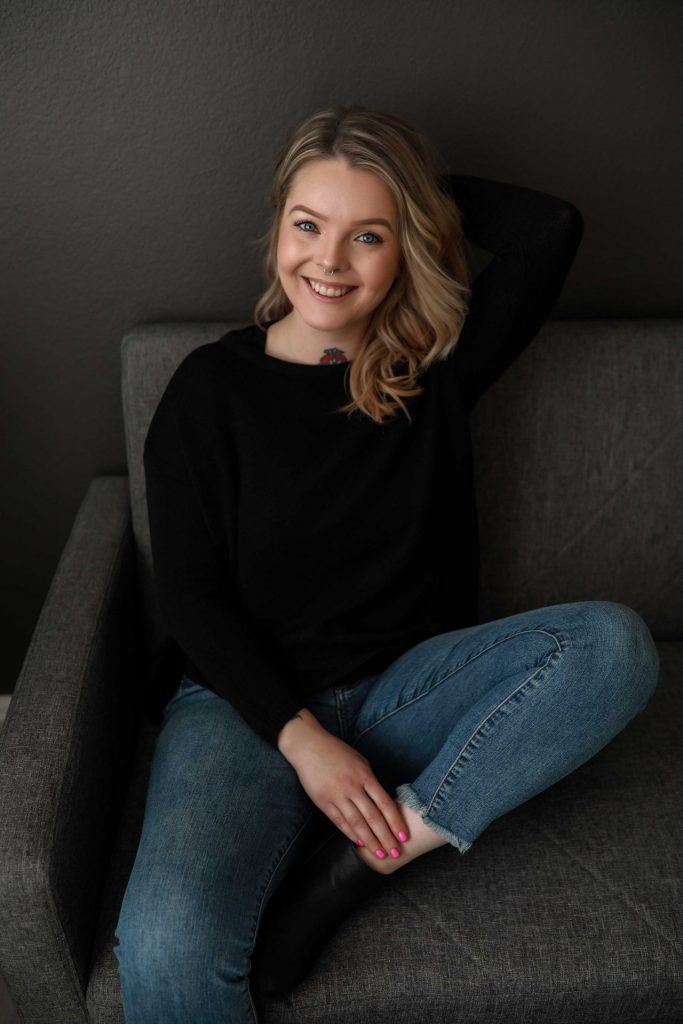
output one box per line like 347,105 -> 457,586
274,156 -> 403,354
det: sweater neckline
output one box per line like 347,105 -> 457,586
240,321 -> 354,378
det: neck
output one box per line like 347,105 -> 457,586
269,311 -> 368,365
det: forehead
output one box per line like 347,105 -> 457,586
287,158 -> 398,219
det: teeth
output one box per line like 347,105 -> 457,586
308,278 -> 351,297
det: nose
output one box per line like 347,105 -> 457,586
319,261 -> 342,275
317,238 -> 349,274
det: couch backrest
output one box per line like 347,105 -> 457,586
468,318 -> 682,639
122,318 -> 682,667
122,321 -> 232,665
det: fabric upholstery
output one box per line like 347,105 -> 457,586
0,318 -> 680,1022
0,478 -> 141,1022
86,642 -> 682,1022
471,317 -> 682,636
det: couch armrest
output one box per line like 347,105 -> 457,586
0,475 -> 143,1023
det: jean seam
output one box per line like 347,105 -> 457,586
354,626 -> 567,745
250,807 -> 318,947
425,636 -> 567,820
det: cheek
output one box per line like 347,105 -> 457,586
276,237 -> 290,266
278,240 -> 307,275
365,263 -> 398,292
277,229 -> 296,259
367,251 -> 400,281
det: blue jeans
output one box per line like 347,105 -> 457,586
113,600 -> 659,1023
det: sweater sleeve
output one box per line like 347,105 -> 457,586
446,174 -> 584,415
143,365 -> 306,750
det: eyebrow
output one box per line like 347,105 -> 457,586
288,204 -> 395,234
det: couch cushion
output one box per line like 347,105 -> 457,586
87,640 -> 682,1023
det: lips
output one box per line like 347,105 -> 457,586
302,277 -> 358,304
303,276 -> 357,291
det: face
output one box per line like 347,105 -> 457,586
275,156 -> 402,345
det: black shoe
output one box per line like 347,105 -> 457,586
251,827 -> 388,999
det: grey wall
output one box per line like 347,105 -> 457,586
1,0 -> 681,693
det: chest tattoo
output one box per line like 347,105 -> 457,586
319,347 -> 350,365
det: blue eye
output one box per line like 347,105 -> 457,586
293,220 -> 382,244
358,231 -> 382,245
293,219 -> 316,232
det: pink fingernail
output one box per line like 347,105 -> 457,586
398,831 -> 408,842
375,849 -> 386,859
390,848 -> 400,858
356,839 -> 365,846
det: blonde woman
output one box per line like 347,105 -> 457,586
114,105 -> 660,1022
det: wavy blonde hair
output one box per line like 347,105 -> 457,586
253,104 -> 471,424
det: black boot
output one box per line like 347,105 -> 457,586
251,826 -> 388,999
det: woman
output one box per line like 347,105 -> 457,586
114,105 -> 660,1022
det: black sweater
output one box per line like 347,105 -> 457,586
142,175 -> 584,749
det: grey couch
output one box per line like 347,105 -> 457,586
0,318 -> 681,1023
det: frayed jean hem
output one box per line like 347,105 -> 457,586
395,782 -> 473,855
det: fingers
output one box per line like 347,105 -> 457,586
340,787 -> 410,859
365,783 -> 410,847
358,788 -> 407,857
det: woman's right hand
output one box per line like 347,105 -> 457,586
285,723 -> 410,857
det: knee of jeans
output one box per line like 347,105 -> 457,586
114,901 -> 249,994
113,906 -> 174,984
585,600 -> 660,711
